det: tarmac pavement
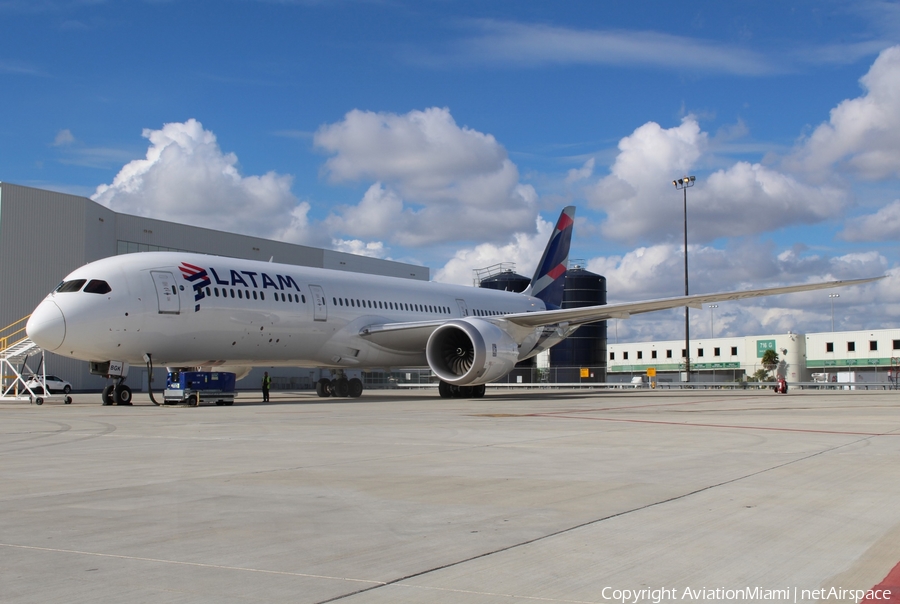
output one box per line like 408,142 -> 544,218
2,388 -> 899,603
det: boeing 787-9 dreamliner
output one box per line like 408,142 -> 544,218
26,207 -> 879,404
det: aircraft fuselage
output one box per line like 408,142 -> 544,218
29,252 -> 548,370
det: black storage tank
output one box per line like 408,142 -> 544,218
549,267 -> 607,383
479,270 -> 530,293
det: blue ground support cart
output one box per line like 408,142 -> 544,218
164,371 -> 237,406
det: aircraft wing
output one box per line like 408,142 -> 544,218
503,276 -> 883,328
357,277 -> 882,351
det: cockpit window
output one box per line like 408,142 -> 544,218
84,279 -> 112,294
55,279 -> 87,293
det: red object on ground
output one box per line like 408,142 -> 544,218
864,560 -> 900,603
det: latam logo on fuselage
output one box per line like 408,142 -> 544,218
178,261 -> 304,311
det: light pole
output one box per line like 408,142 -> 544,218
829,293 -> 840,332
673,175 -> 695,381
709,304 -> 718,339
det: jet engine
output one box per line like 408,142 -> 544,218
425,319 -> 519,386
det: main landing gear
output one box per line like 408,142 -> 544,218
438,381 -> 486,399
316,376 -> 364,398
102,379 -> 133,406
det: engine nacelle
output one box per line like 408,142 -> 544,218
426,319 -> 519,386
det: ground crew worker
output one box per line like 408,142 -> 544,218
262,371 -> 271,402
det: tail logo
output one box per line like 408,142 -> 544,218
528,207 -> 575,309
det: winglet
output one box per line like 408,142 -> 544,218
526,206 -> 575,309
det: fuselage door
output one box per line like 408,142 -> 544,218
456,298 -> 469,317
309,284 -> 327,321
151,271 -> 180,314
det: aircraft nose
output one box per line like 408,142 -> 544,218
26,300 -> 66,351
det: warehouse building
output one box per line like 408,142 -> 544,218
608,328 -> 900,386
0,182 -> 428,391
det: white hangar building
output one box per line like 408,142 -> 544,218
0,182 -> 429,391
607,328 -> 900,386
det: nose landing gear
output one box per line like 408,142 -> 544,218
91,360 -> 133,406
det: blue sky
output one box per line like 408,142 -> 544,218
4,0 -> 900,341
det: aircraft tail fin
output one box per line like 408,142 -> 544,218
526,206 -> 575,309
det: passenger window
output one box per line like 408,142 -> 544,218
230,289 -> 235,298
83,279 -> 112,294
253,291 -> 258,300
260,292 -> 265,301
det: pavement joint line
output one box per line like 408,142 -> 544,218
534,397 -> 740,415
0,543 -> 386,586
314,430 -> 886,604
532,414 -> 900,436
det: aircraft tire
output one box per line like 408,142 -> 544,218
316,378 -> 332,398
35,397 -> 44,405
471,384 -> 486,398
115,385 -> 133,405
348,378 -> 363,398
65,396 -> 73,404
438,381 -> 453,398
334,377 -> 350,397
102,385 -> 115,406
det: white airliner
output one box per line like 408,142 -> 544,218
26,207 -> 879,404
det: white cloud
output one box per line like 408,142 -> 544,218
324,183 -> 404,240
841,199 -> 900,241
434,214 -> 554,285
92,119 -> 315,244
52,129 -> 74,146
786,45 -> 900,181
585,239 -> 893,342
315,107 -> 537,246
565,158 -> 594,184
331,239 -> 388,259
438,21 -> 774,75
585,117 -> 847,244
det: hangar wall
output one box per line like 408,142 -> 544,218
0,182 -> 429,391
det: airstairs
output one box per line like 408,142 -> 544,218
0,316 -> 53,404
